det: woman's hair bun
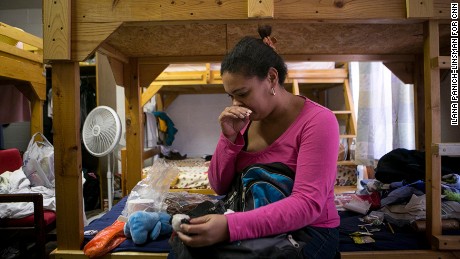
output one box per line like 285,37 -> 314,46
257,25 -> 272,39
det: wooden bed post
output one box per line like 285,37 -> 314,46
44,0 -> 84,250
423,20 -> 442,244
28,82 -> 46,136
52,61 -> 84,249
124,58 -> 143,193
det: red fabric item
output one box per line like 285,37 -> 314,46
357,191 -> 381,210
0,210 -> 56,227
0,148 -> 22,174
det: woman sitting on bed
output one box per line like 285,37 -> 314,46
177,25 -> 340,259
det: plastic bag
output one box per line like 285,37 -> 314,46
83,220 -> 126,258
22,132 -> 54,188
122,158 -> 179,217
164,191 -> 218,215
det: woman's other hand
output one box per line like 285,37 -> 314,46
219,106 -> 252,142
177,214 -> 230,247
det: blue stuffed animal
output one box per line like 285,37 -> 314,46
124,211 -> 173,245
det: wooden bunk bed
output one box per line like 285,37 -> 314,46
120,62 -> 355,193
44,0 -> 459,258
0,22 -> 45,136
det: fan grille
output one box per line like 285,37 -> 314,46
82,106 -> 122,157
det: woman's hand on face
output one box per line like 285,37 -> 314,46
219,106 -> 252,142
177,214 -> 229,247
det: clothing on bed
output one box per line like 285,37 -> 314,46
0,168 -> 55,218
338,178 -> 460,230
208,97 -> 340,242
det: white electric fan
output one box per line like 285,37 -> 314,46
82,106 -> 122,210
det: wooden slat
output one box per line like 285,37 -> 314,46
75,0 -> 247,22
142,147 -> 161,160
414,57 -> 425,150
73,0 -> 419,23
28,97 -> 44,136
0,41 -> 43,63
286,78 -> 345,84
0,22 -> 43,49
343,79 -> 357,136
43,0 -> 71,60
52,61 -> 83,250
138,54 -> 415,64
150,80 -> 209,86
155,94 -> 164,111
156,72 -> 205,81
275,0 -> 406,19
121,148 -> 128,197
432,56 -> 450,69
434,235 -> 460,250
124,58 -> 143,194
406,0 -> 434,18
0,55 -> 45,85
248,0 -> 274,18
210,70 -> 222,82
423,20 -> 442,242
142,85 -> 163,107
432,143 -> 460,156
288,69 -> 348,79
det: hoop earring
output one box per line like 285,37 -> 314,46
271,87 -> 276,96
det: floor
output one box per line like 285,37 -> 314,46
0,209 -> 106,259
0,240 -> 57,259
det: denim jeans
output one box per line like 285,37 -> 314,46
302,226 -> 339,259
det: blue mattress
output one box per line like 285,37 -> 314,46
85,196 -> 456,254
84,196 -> 171,253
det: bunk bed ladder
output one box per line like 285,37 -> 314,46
424,20 -> 460,251
291,65 -> 357,165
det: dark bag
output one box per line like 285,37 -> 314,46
375,148 -> 460,184
224,162 -> 295,212
170,231 -> 307,259
170,162 -> 308,259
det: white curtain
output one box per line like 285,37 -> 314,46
350,62 -> 415,166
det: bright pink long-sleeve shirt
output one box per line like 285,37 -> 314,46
208,97 -> 340,242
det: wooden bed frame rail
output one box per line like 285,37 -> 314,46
0,22 -> 46,135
